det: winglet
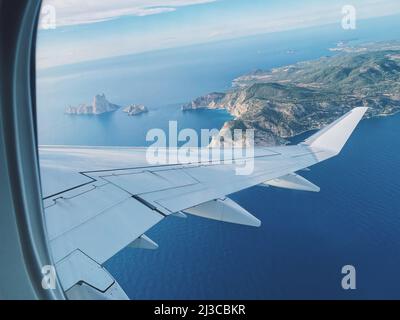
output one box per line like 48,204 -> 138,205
302,107 -> 368,155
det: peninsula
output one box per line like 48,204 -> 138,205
183,41 -> 400,146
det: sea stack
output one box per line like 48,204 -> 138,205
123,104 -> 149,116
65,94 -> 121,115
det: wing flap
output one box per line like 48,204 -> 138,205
48,194 -> 163,264
101,169 -> 198,195
56,250 -> 114,292
45,183 -> 132,240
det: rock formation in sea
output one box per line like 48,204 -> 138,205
123,104 -> 149,116
65,94 -> 121,115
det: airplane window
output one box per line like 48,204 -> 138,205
35,0 -> 400,300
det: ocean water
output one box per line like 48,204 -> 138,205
37,15 -> 400,146
37,15 -> 400,299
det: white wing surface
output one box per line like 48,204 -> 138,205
39,107 -> 367,299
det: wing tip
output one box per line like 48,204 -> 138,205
302,107 -> 368,154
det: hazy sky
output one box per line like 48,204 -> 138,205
37,0 -> 400,69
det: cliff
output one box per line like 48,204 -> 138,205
182,92 -> 226,111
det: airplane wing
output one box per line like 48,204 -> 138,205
39,107 -> 367,299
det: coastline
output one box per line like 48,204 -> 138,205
182,41 -> 400,146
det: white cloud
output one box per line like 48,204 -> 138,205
37,0 -> 400,69
39,0 -> 217,27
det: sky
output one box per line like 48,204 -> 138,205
37,0 -> 400,69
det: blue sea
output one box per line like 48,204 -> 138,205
37,15 -> 400,299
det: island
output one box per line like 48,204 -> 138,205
65,94 -> 121,115
183,41 -> 400,146
65,95 -> 149,117
123,104 -> 149,116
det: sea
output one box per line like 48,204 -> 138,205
37,15 -> 400,299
